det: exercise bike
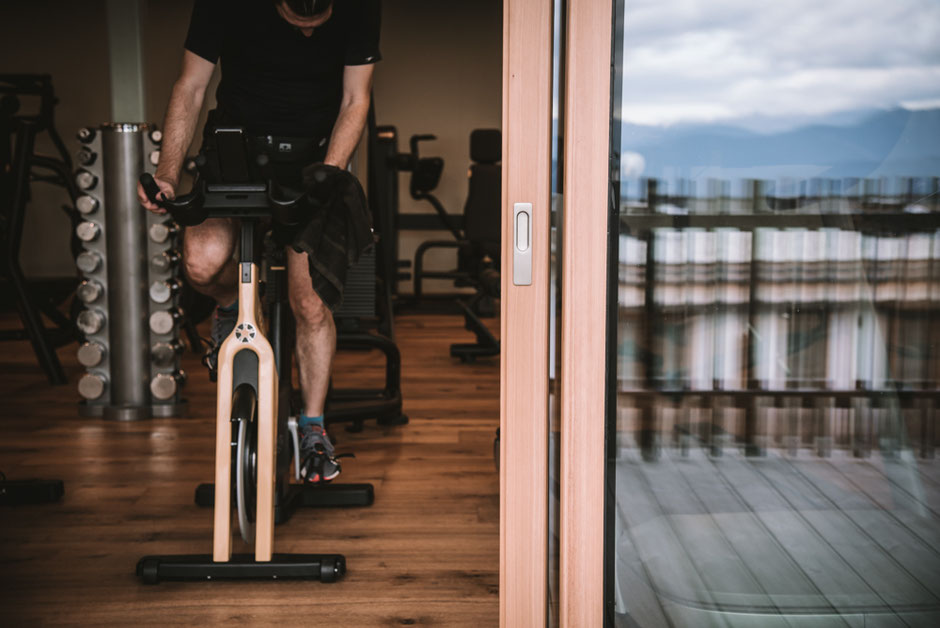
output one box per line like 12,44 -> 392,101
136,127 -> 372,584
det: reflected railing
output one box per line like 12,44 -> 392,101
616,176 -> 940,461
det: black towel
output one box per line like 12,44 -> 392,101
289,164 -> 375,312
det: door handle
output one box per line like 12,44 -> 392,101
513,202 -> 532,285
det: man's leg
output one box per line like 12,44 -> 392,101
287,248 -> 335,418
288,248 -> 341,482
182,217 -> 239,307
183,218 -> 240,377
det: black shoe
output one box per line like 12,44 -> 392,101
202,304 -> 237,382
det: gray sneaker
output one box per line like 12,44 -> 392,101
202,304 -> 238,382
299,425 -> 341,483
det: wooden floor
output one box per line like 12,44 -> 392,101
0,313 -> 500,626
613,447 -> 940,626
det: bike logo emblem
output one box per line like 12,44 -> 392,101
234,323 -> 257,344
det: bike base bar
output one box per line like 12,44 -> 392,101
136,553 -> 345,584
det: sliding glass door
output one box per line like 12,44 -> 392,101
559,0 -> 940,625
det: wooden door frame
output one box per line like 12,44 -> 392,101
559,0 -> 613,625
500,0 -> 553,625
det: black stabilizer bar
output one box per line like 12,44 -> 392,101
136,553 -> 346,584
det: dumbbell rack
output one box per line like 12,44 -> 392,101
73,123 -> 187,420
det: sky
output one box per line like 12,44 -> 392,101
619,0 -> 940,128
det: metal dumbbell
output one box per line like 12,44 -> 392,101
149,308 -> 183,335
75,170 -> 98,191
76,279 -> 104,304
77,309 -> 106,335
149,221 -> 179,244
77,148 -> 97,166
150,371 -> 186,400
76,221 -> 101,242
77,342 -> 106,367
76,250 -> 102,274
150,250 -> 181,273
149,279 -> 182,304
76,195 -> 99,215
151,341 -> 184,367
77,127 -> 96,143
78,372 -> 107,400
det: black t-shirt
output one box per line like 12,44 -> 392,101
184,0 -> 381,138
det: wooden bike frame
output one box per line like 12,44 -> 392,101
212,262 -> 278,563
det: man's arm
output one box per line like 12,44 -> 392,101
323,63 -> 375,169
138,50 -> 216,211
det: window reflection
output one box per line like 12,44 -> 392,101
610,1 -> 940,625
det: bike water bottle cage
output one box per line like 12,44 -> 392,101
282,0 -> 333,17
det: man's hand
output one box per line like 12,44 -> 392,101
137,176 -> 176,214
140,50 -> 214,213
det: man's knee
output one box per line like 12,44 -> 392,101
183,228 -> 234,287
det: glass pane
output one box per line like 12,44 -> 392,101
607,1 -> 940,625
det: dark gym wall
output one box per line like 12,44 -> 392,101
2,1 -> 503,292
0,1 -> 111,278
374,1 -> 503,293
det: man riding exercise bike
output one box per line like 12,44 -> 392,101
138,132 -> 374,582
137,0 -> 381,482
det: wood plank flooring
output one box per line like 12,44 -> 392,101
613,446 -> 940,625
0,313 -> 500,627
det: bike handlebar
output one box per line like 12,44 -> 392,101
139,171 -> 315,227
139,172 -> 207,225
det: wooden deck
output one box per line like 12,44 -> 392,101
0,313 -> 500,626
612,446 -> 940,626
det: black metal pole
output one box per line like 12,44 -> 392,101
6,120 -> 66,384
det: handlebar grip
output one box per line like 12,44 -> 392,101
139,173 -> 164,205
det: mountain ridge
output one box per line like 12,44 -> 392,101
618,107 -> 940,180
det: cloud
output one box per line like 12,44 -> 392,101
619,0 -> 940,126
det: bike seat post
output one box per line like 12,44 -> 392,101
239,218 -> 257,286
